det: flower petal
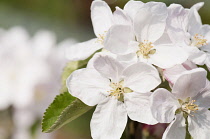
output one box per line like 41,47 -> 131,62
191,2 -> 204,11
65,38 -> 102,61
187,8 -> 202,36
113,7 -> 131,25
87,52 -> 117,69
188,108 -> 210,139
91,98 -> 127,139
124,0 -> 144,20
91,0 -> 113,37
125,92 -> 158,125
163,64 -> 188,85
93,54 -> 124,82
166,4 -> 189,44
163,61 -> 197,85
66,68 -> 110,106
193,81 -> 210,108
150,88 -> 179,123
149,45 -> 188,69
184,46 -> 206,65
134,2 -> 167,42
104,25 -> 133,55
123,62 -> 160,93
162,114 -> 186,139
172,68 -> 207,99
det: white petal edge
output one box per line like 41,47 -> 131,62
90,98 -> 127,139
123,62 -> 160,93
149,45 -> 188,69
188,108 -> 210,139
91,0 -> 113,37
172,68 -> 207,99
93,54 -> 124,82
65,38 -> 102,61
150,88 -> 179,123
162,114 -> 186,139
125,92 -> 158,125
66,68 -> 110,106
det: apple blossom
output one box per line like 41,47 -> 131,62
167,2 -> 210,70
104,2 -> 188,69
150,68 -> 210,139
66,54 -> 161,139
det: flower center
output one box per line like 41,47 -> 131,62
96,32 -> 107,44
108,80 -> 132,101
136,40 -> 156,59
178,97 -> 199,116
191,34 -> 208,48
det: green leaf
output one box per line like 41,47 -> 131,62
60,58 -> 91,93
42,57 -> 93,133
42,92 -> 92,133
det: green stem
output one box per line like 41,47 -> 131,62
185,117 -> 192,139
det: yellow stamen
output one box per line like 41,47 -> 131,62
179,98 -> 199,116
96,31 -> 107,44
191,34 -> 208,48
108,80 -> 132,100
136,40 -> 156,59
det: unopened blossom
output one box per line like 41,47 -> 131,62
104,2 -> 188,69
167,2 -> 210,69
66,55 -> 160,139
150,68 -> 210,139
65,0 -> 131,61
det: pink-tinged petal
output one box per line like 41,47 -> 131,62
65,38 -> 102,61
66,68 -> 110,106
91,98 -> 127,139
188,108 -> 210,139
134,2 -> 167,42
150,88 -> 179,123
163,64 -> 188,85
163,60 -> 198,85
172,68 -> 207,100
104,25 -> 133,55
93,54 -> 124,82
123,62 -> 160,93
91,0 -> 113,37
162,114 -> 186,139
124,0 -> 144,20
149,45 -> 188,69
125,92 -> 158,125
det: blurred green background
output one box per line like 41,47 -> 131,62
0,0 -> 209,139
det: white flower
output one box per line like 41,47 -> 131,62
65,0 -> 131,61
150,68 -> 210,139
167,3 -> 210,69
66,54 -> 161,139
104,2 -> 188,69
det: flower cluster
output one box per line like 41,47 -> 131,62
66,0 -> 210,139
